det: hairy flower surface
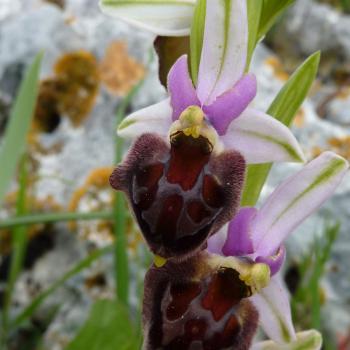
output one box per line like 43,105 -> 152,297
142,252 -> 268,350
207,151 -> 349,347
110,132 -> 245,259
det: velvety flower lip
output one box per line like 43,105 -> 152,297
116,0 -> 305,165
142,252 -> 268,350
110,132 -> 246,260
207,151 -> 349,347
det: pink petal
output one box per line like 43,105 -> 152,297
222,207 -> 256,257
253,152 -> 349,257
251,274 -> 296,344
203,74 -> 257,135
255,245 -> 286,276
221,107 -> 306,164
206,226 -> 228,255
167,55 -> 200,121
196,0 -> 248,105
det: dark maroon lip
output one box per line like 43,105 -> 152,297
142,253 -> 258,350
110,132 -> 245,260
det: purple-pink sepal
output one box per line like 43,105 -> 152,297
255,245 -> 286,276
203,74 -> 257,135
222,207 -> 256,257
168,55 -> 200,121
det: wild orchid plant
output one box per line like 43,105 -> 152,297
101,0 -> 349,349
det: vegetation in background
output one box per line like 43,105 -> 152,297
288,222 -> 340,349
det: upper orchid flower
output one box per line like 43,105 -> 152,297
115,0 -> 305,166
109,0 -> 304,261
207,151 -> 349,347
99,0 -> 196,36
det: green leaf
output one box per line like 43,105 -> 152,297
246,0 -> 263,69
258,0 -> 295,40
190,0 -> 206,85
0,53 -> 42,207
66,299 -> 138,350
241,51 -> 320,206
0,211 -> 113,229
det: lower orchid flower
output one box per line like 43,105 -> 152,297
207,151 -> 349,348
142,251 -> 270,350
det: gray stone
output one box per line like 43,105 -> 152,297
271,0 -> 350,60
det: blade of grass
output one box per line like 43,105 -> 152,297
189,0 -> 206,85
241,51 -> 320,206
246,0 -> 263,69
11,245 -> 113,328
340,0 -> 350,12
0,53 -> 42,208
291,221 -> 339,336
0,211 -> 113,229
2,155 -> 29,334
258,0 -> 295,41
310,222 -> 339,329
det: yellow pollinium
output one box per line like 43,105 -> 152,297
154,255 -> 167,268
169,105 -> 219,151
207,255 -> 271,295
179,106 -> 204,139
239,262 -> 270,294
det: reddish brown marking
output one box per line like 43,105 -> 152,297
135,163 -> 164,211
157,194 -> 183,240
118,133 -> 246,259
202,175 -> 223,208
201,268 -> 249,321
222,315 -> 241,345
165,319 -> 207,350
184,318 -> 208,341
187,201 -> 212,224
167,133 -> 211,191
136,163 -> 164,188
166,282 -> 202,321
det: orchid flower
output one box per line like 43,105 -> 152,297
207,151 -> 349,347
109,0 -> 305,261
99,0 -> 196,36
143,250 -> 270,350
114,0 -> 305,166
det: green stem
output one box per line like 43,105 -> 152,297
0,211 -> 113,229
3,155 -> 28,335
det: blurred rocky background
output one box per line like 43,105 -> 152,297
0,0 -> 350,349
